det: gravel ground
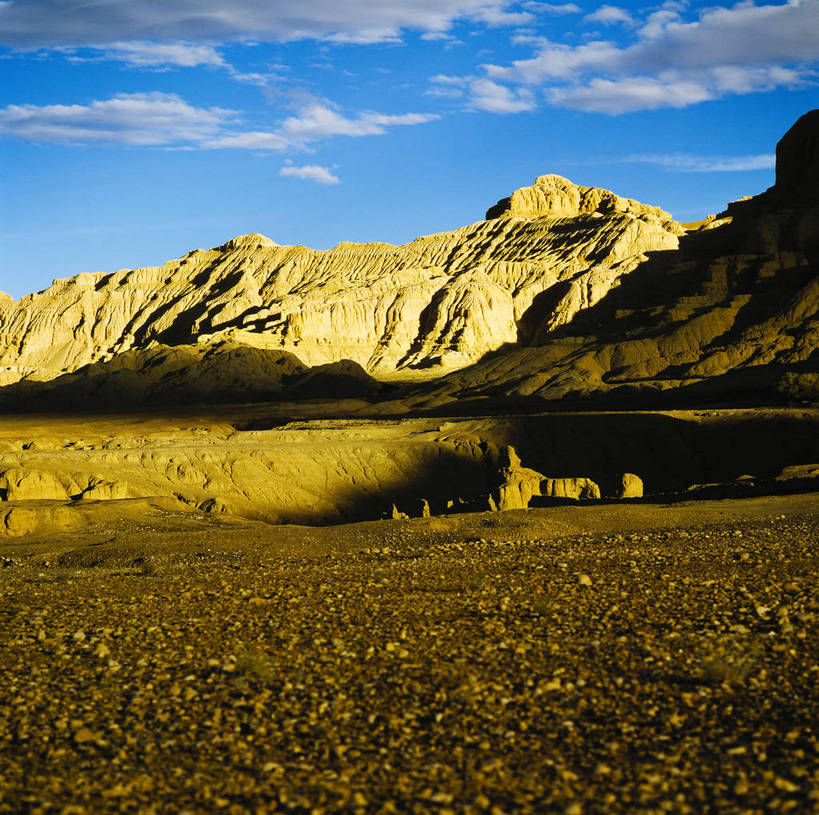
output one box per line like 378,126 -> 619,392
1,512 -> 818,814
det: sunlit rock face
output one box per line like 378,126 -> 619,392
406,111 -> 819,408
0,177 -> 682,384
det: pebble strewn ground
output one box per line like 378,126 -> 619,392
0,515 -> 818,814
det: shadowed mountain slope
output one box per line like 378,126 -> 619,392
0,342 -> 384,411
400,110 -> 819,410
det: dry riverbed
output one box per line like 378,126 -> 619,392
1,498 -> 818,814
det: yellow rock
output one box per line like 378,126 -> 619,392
618,473 -> 644,499
0,177 -> 681,384
495,446 -> 545,510
0,468 -> 69,501
541,477 -> 601,500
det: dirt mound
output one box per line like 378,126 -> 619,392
0,342 -> 385,409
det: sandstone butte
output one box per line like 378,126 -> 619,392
0,174 -> 682,391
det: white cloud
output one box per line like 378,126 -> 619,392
621,152 -> 776,172
0,0 -> 542,48
279,164 -> 340,184
638,9 -> 681,39
480,0 -> 819,113
547,75 -> 715,113
471,6 -> 535,26
545,65 -> 808,113
469,78 -> 536,112
486,40 -> 623,82
525,3 -> 582,13
323,29 -> 404,45
227,70 -> 277,87
583,5 -> 633,25
430,73 -> 471,85
0,91 -> 439,152
0,92 -> 233,145
425,86 -> 466,98
56,40 -> 283,86
493,0 -> 819,81
203,99 -> 438,151
511,33 -> 551,46
203,131 -> 289,150
278,103 -> 439,144
100,41 -> 227,68
710,64 -> 803,95
420,30 -> 464,44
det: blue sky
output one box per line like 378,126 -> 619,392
1,0 -> 817,299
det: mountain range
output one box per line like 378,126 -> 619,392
0,110 -> 816,410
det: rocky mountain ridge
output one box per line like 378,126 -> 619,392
0,111 -> 816,411
0,174 -> 681,390
401,110 -> 819,409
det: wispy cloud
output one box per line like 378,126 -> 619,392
0,0 -> 539,48
203,131 -> 288,151
277,103 -> 438,143
621,152 -> 776,172
511,33 -> 551,46
279,164 -> 340,184
0,92 -> 439,151
97,41 -> 227,68
428,69 -> 539,114
471,6 -> 535,26
56,40 -> 282,86
425,86 -> 466,99
583,5 -> 633,25
525,3 -> 582,14
430,74 -> 470,86
545,66 -> 806,114
0,92 -> 233,145
469,78 -> 536,112
547,75 -> 715,113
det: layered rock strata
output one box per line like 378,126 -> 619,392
409,111 -> 819,407
0,176 -> 681,386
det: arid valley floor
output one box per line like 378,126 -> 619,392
1,482 -> 817,813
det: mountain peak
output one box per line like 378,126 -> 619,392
485,173 -> 675,224
222,233 -> 279,251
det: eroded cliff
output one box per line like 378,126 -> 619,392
406,110 -> 819,408
0,175 -> 681,387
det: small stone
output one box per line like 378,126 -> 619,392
93,642 -> 110,658
73,728 -> 96,744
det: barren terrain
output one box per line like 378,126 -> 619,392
2,404 -> 819,537
1,493 -> 817,813
1,111 -> 818,814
